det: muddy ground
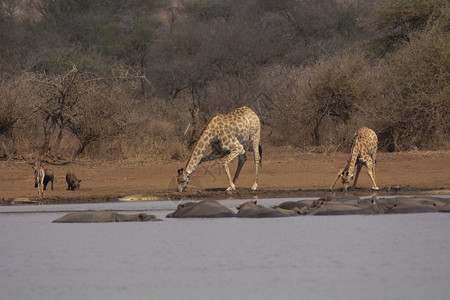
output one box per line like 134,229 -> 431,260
1,148 -> 449,205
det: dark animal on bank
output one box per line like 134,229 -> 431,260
66,170 -> 81,190
43,169 -> 54,191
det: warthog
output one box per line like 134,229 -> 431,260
43,169 -> 54,191
66,170 -> 81,190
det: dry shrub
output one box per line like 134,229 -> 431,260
254,64 -> 304,146
67,84 -> 132,156
372,0 -> 448,33
91,119 -> 187,161
0,73 -> 40,159
0,67 -> 188,162
260,54 -> 376,150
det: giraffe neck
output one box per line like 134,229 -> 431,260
184,131 -> 214,176
347,148 -> 359,175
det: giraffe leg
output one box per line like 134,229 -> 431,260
367,161 -> 379,190
232,152 -> 247,185
352,164 -> 362,188
330,168 -> 345,189
223,143 -> 245,191
251,139 -> 260,190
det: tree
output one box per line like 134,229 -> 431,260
36,66 -> 84,157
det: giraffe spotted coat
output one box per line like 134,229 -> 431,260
331,127 -> 379,191
177,106 -> 261,192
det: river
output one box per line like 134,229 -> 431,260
1,197 -> 449,300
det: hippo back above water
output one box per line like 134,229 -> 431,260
167,200 -> 236,218
53,211 -> 162,223
236,200 -> 300,218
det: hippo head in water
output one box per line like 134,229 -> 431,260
236,200 -> 258,211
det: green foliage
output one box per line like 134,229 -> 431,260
99,23 -> 133,58
337,6 -> 360,35
135,17 -> 161,42
40,0 -> 100,21
184,1 -> 203,15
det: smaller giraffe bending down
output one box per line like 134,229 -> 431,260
177,106 -> 262,192
330,127 -> 379,191
33,163 -> 45,198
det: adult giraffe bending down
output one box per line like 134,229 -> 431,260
331,127 -> 379,191
177,106 -> 262,192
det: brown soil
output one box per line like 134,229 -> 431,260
1,148 -> 449,205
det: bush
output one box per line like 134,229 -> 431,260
0,74 -> 39,159
292,54 -> 374,149
372,0 -> 448,32
371,29 -> 450,150
368,0 -> 449,56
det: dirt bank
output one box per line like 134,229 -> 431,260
1,148 -> 449,205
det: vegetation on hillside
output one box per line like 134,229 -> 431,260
0,0 -> 448,161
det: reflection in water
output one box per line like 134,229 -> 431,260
1,198 -> 450,300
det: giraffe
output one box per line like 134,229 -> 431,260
330,127 -> 379,191
177,106 -> 262,192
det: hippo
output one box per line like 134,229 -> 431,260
376,196 -> 450,214
66,170 -> 81,190
236,200 -> 300,218
166,200 -> 236,218
308,196 -> 386,216
53,211 -> 162,223
43,169 -> 54,191
274,199 -> 318,215
302,195 -> 450,216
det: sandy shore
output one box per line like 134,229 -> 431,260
1,148 -> 449,205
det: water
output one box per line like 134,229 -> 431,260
1,198 -> 450,300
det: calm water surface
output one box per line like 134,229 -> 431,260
1,198 -> 450,300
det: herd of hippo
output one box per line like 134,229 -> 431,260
53,195 -> 450,223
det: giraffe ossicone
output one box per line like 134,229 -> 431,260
177,106 -> 261,192
330,127 -> 379,191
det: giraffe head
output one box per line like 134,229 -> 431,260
177,168 -> 190,192
340,170 -> 354,191
331,167 -> 353,191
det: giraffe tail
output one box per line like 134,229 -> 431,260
259,144 -> 262,167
